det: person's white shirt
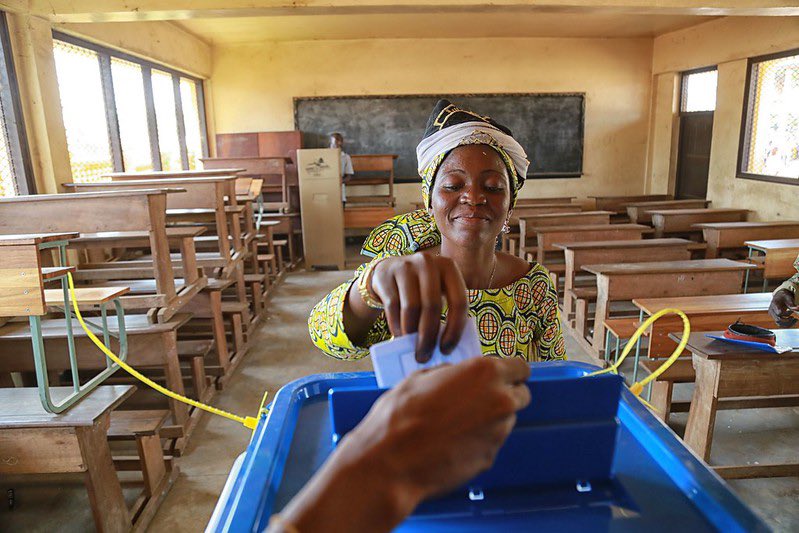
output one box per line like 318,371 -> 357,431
340,151 -> 354,202
340,151 -> 354,177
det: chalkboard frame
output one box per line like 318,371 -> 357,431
293,93 -> 585,183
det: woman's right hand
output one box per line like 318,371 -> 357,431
369,254 -> 469,362
769,289 -> 798,327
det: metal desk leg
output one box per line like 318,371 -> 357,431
632,309 -> 644,383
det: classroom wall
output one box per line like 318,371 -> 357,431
6,16 -> 212,193
56,21 -> 212,78
647,17 -> 799,220
210,37 -> 654,213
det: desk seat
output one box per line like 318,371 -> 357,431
0,385 -> 146,531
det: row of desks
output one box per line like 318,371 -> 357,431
524,195 -> 799,482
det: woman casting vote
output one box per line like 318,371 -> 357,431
309,100 -> 566,362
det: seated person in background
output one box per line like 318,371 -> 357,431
769,253 -> 799,327
268,356 -> 531,532
309,99 -> 566,363
330,132 -> 354,202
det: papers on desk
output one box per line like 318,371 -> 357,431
705,334 -> 793,354
371,318 -> 482,388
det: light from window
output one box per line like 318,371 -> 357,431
111,57 -> 152,173
0,96 -> 18,196
53,40 -> 113,182
53,34 -> 208,177
151,69 -> 182,171
681,69 -> 717,113
180,77 -> 203,170
742,52 -> 799,179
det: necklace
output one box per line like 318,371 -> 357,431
436,250 -> 498,289
487,254 -> 497,289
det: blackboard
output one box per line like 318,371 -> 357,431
294,94 -> 584,183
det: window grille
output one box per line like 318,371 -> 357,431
52,33 -> 209,181
740,49 -> 799,182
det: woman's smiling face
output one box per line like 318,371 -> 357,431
430,144 -> 511,247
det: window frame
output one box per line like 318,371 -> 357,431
736,46 -> 799,187
52,31 -> 209,174
0,12 -> 35,194
679,65 -> 718,115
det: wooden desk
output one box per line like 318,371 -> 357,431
633,292 -> 775,358
625,199 -> 712,224
0,190 -> 182,322
695,221 -> 799,258
674,329 -> 799,479
534,224 -> 651,265
510,203 -> 582,222
744,238 -> 799,291
649,208 -> 750,238
514,197 -> 576,206
261,212 -> 303,268
66,176 -> 243,262
0,385 -> 135,531
503,204 -> 582,252
103,168 -> 244,179
0,313 -> 197,451
344,206 -> 395,230
203,156 -> 295,212
517,211 -> 613,258
582,259 -> 754,358
65,178 -> 249,319
590,194 -> 673,214
346,154 -> 397,207
557,238 -> 692,323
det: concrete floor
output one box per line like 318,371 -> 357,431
2,268 -> 798,531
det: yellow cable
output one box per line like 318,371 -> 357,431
67,273 -> 260,430
68,272 -> 689,426
586,308 -> 691,403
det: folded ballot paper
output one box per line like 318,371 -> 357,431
370,318 -> 482,388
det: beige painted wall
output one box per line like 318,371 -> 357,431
648,16 -> 799,220
56,21 -> 212,78
211,37 -> 653,213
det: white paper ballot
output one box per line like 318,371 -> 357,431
370,318 -> 482,388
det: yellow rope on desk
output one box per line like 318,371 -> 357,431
67,272 -> 263,430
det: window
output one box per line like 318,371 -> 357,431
0,12 -> 33,197
111,57 -> 152,173
52,33 -> 208,182
739,48 -> 799,185
680,68 -> 717,113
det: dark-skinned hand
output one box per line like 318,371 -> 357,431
276,357 -> 531,533
769,289 -> 798,327
369,254 -> 469,362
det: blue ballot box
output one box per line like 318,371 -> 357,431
209,362 -> 766,532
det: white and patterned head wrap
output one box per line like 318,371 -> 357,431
416,100 -> 529,208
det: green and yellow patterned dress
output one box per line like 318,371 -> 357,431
308,210 -> 567,362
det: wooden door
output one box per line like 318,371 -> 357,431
675,111 -> 713,200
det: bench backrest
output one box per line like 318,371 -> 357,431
351,154 -> 396,174
593,194 -> 673,213
103,169 -> 243,179
0,191 -> 175,300
519,212 -> 611,246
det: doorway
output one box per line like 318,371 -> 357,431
674,67 -> 717,200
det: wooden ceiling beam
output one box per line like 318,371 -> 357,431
23,1 -> 799,23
